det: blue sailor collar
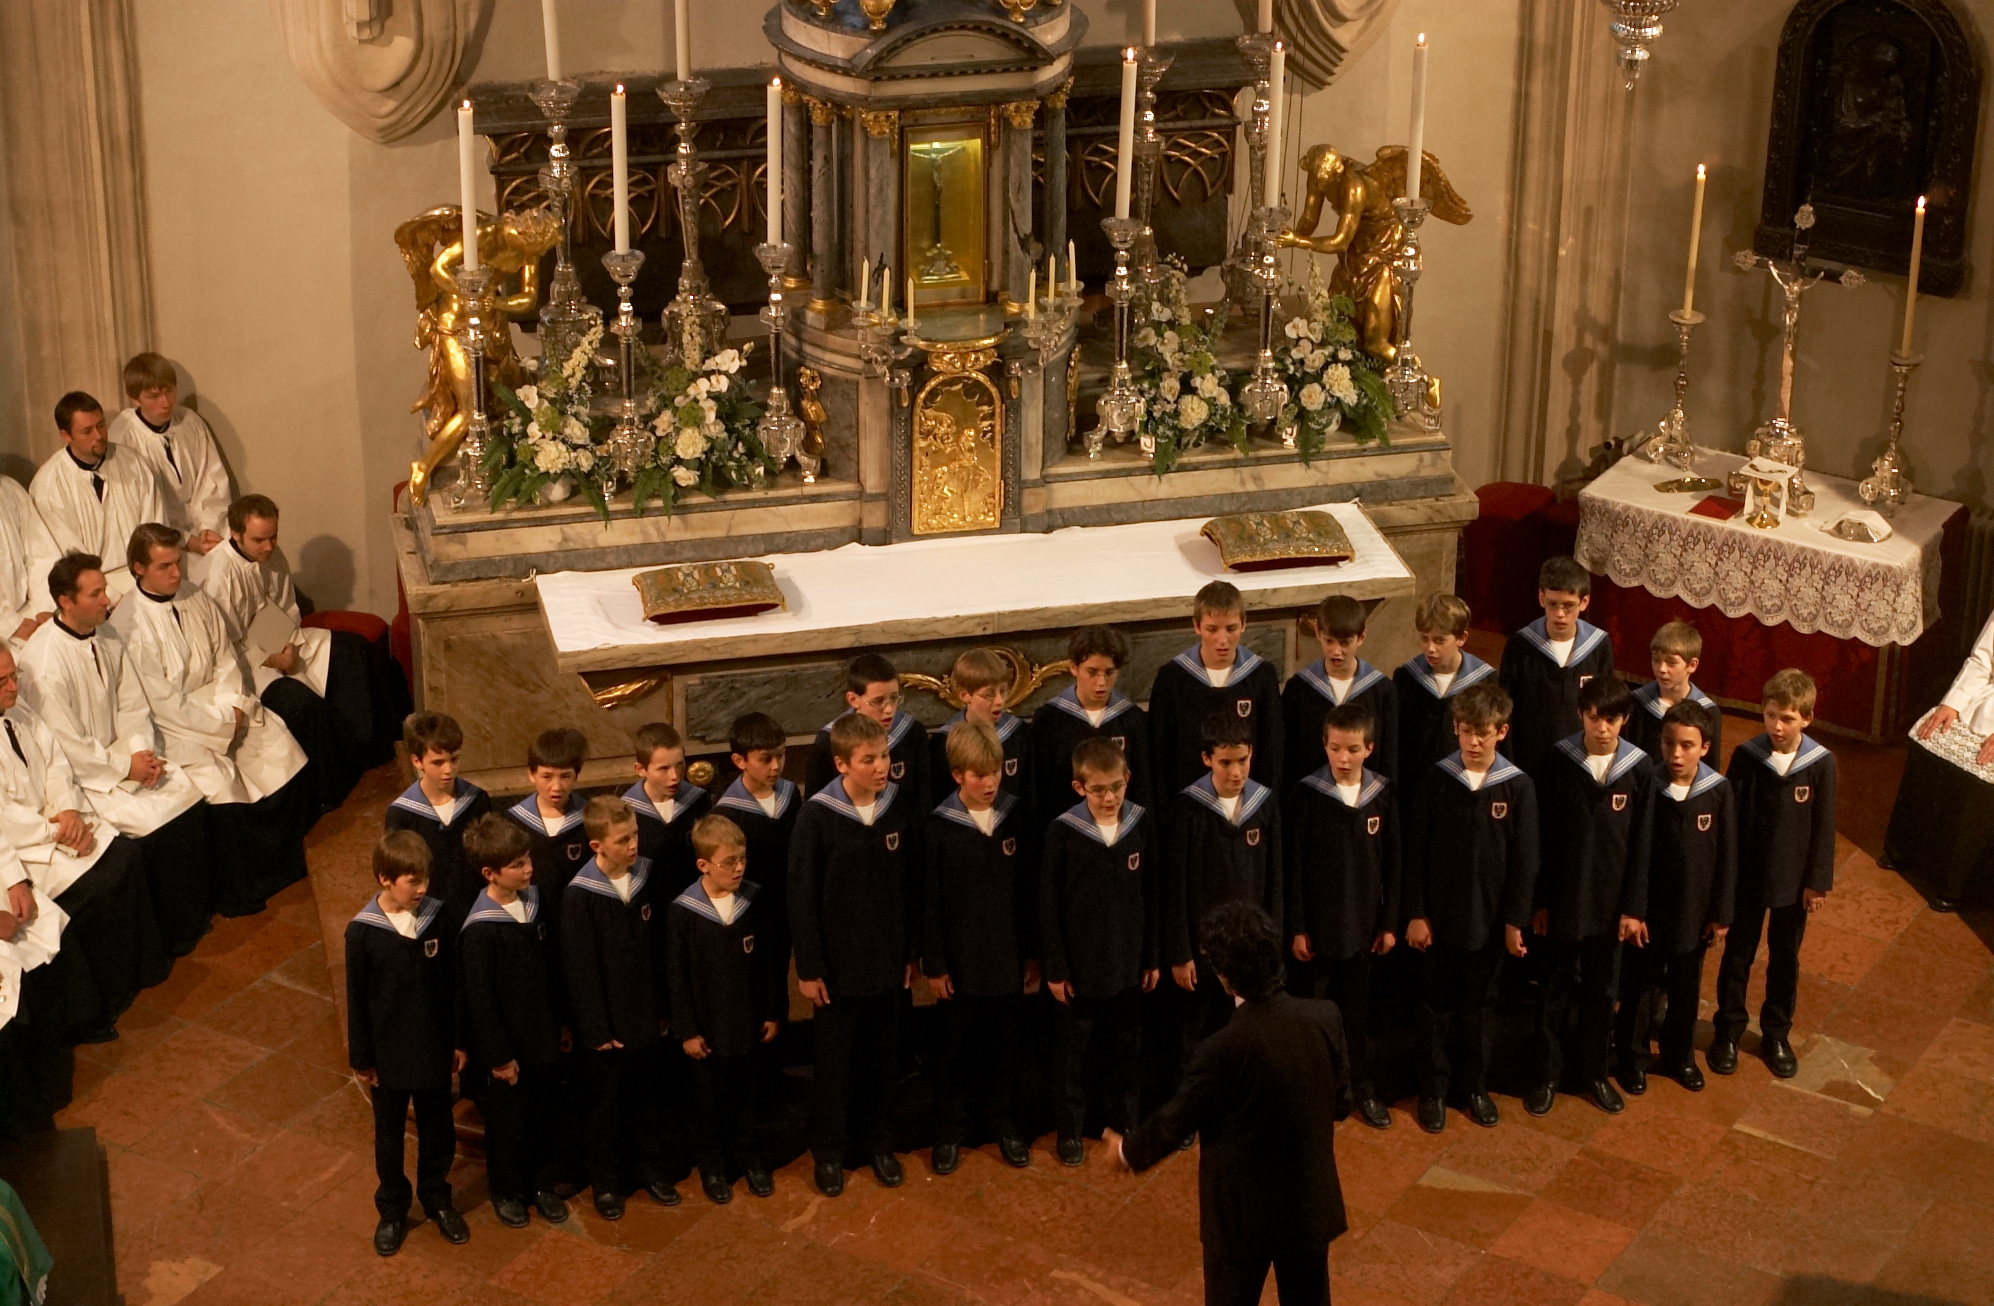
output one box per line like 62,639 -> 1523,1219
352,893 -> 445,937
570,856 -> 651,901
1633,680 -> 1717,719
1180,773 -> 1273,827
1554,735 -> 1648,788
1514,617 -> 1609,668
823,709 -> 921,751
716,776 -> 796,820
1436,750 -> 1525,791
671,878 -> 759,925
1056,799 -> 1147,846
1170,643 -> 1265,688
1043,685 -> 1138,725
1739,732 -> 1830,778
622,781 -> 705,825
1398,651 -> 1493,700
807,776 -> 901,824
461,885 -> 540,930
389,777 -> 482,826
933,789 -> 1018,833
1296,658 -> 1384,705
940,710 -> 1025,743
1666,762 -> 1726,802
1301,765 -> 1388,809
509,793 -> 585,837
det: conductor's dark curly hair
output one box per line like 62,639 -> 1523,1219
1198,902 -> 1286,1002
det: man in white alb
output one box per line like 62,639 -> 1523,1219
31,393 -> 170,607
0,475 -> 59,651
107,353 -> 232,583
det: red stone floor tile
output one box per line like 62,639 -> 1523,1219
1508,1092 -> 1612,1148
1437,1253 -> 1590,1306
278,1003 -> 354,1074
105,1146 -> 206,1229
1380,1177 -> 1533,1251
130,1101 -> 278,1179
1835,1110 -> 1994,1205
1435,1117 -> 1581,1193
1794,920 -> 1889,987
1807,878 -> 1922,944
1879,1060 -> 1994,1145
179,1263 -> 322,1306
1635,1058 -> 1765,1128
1539,1148 -> 1684,1228
287,1077 -> 377,1148
157,1176 -> 297,1260
205,1050 -> 350,1127
1328,1276 -> 1423,1306
1577,1293 -> 1634,1306
1897,905 -> 1994,967
597,1210 -> 795,1304
1083,1193 -> 1207,1293
1918,1014 -> 1994,1082
486,1226 -> 648,1306
1584,1106 -> 1730,1177
57,1068 -> 197,1147
1488,1197 -> 1637,1283
1732,1083 -> 1870,1160
1594,1230 -> 1786,1306
203,915 -> 320,981
116,1022 -> 268,1099
1329,1218 -> 1480,1306
1689,1128 -> 1824,1205
1646,1171 -> 1788,1268
74,1001 -> 184,1071
1870,1200 -> 1994,1303
223,1128 -> 364,1210
229,1204 -> 381,1301
1336,1130 -> 1454,1214
269,940 -> 335,999
913,1216 -> 1064,1306
133,956 -> 259,1020
194,974 -> 336,1051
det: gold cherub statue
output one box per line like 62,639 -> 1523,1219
1278,145 -> 1472,362
395,204 -> 560,507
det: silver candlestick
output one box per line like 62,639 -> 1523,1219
1130,47 -> 1174,293
1644,307 -> 1704,470
1384,195 -> 1437,429
1021,287 -> 1083,369
754,241 -> 805,474
1238,205 -> 1291,431
657,76 -> 731,368
1860,351 -> 1922,517
449,265 -> 495,510
851,301 -> 902,379
527,78 -> 600,370
1095,215 -> 1146,458
1221,32 -> 1277,309
600,248 -> 649,487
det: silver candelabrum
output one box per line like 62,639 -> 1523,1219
1238,205 -> 1291,436
600,248 -> 649,488
1130,46 -> 1174,295
754,241 -> 806,478
1860,351 -> 1922,516
1384,195 -> 1437,429
850,302 -> 912,408
449,264 -> 495,510
1020,285 -> 1084,370
657,76 -> 731,369
1094,214 -> 1147,458
527,78 -> 601,369
1221,32 -> 1277,310
1600,0 -> 1681,89
1643,307 -> 1704,471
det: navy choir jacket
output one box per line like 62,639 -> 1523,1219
665,880 -> 780,1058
787,778 -> 922,998
458,886 -> 561,1073
1164,775 -> 1282,967
920,792 -> 1035,996
1629,763 -> 1737,954
805,709 -> 931,814
1039,800 -> 1157,999
504,794 -> 590,902
1284,767 -> 1400,960
1148,644 -> 1285,796
1405,753 -> 1540,953
1535,736 -> 1653,941
1393,652 -> 1496,799
382,778 -> 492,917
560,857 -> 665,1051
928,711 -> 1032,819
711,777 -> 799,941
1031,686 -> 1153,818
623,782 -> 713,900
1283,659 -> 1398,788
345,894 -> 456,1091
1624,680 -> 1722,760
1727,733 -> 1838,910
1497,618 -> 1616,777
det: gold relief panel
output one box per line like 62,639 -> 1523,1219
911,369 -> 1002,536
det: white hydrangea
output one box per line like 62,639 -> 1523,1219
571,447 -> 596,472
1158,374 -> 1181,401
1177,394 -> 1210,429
671,465 -> 699,486
1299,383 -> 1326,412
560,416 -> 589,445
532,441 -> 568,473
1195,372 -> 1222,399
1307,350 -> 1329,372
674,428 -> 709,460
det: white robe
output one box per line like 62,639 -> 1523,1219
202,540 -> 331,697
0,703 -> 110,900
17,617 -> 204,837
1941,610 -> 1994,737
109,406 -> 232,542
29,444 -> 170,605
0,477 -> 59,649
111,585 -> 307,805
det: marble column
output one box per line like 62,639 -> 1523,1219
807,96 -> 840,310
1043,83 -> 1069,296
859,110 -> 900,312
1001,100 -> 1037,311
781,90 -> 810,286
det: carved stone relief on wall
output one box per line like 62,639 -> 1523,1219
1235,0 -> 1402,86
271,0 -> 491,144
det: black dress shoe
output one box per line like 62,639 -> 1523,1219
870,1153 -> 904,1188
932,1142 -> 961,1175
1762,1035 -> 1799,1079
431,1207 -> 470,1244
815,1159 -> 845,1196
533,1190 -> 568,1223
700,1172 -> 732,1205
372,1218 -> 409,1257
1707,1040 -> 1738,1075
1056,1136 -> 1085,1166
76,1025 -> 119,1045
998,1136 -> 1031,1168
1357,1098 -> 1392,1130
593,1191 -> 624,1221
745,1169 -> 774,1198
1524,1083 -> 1556,1117
1178,1133 -> 1196,1151
1929,894 -> 1960,913
1615,1065 -> 1648,1097
1664,1061 -> 1705,1092
1467,1092 -> 1500,1127
493,1196 -> 528,1228
1587,1079 -> 1626,1114
644,1181 -> 681,1207
1416,1096 -> 1446,1134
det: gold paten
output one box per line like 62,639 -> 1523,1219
1201,509 -> 1356,572
630,560 -> 784,624
1654,477 -> 1724,494
901,647 -> 1071,711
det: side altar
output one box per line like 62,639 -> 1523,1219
390,2 -> 1478,793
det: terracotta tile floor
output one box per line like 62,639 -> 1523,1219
58,721 -> 1994,1306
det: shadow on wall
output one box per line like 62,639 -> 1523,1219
296,535 -> 355,612
0,454 -> 34,486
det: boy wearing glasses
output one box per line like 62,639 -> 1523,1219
807,653 -> 929,815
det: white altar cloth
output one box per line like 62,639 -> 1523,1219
537,502 -> 1414,672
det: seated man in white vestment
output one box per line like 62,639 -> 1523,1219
107,353 -> 231,584
0,476 -> 58,650
0,644 -> 163,1045
31,392 -> 170,607
113,523 -> 314,914
20,552 -> 215,954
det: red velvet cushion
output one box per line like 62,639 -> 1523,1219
1474,481 -> 1556,522
303,610 -> 390,643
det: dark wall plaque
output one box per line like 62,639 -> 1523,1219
1755,0 -> 1982,296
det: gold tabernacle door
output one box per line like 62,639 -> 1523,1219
909,334 -> 1004,536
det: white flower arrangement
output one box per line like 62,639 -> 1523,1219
1127,259 -> 1242,474
1272,261 -> 1394,459
626,345 -> 768,515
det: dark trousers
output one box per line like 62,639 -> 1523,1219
811,991 -> 900,1162
1418,941 -> 1503,1099
935,993 -> 1020,1145
690,1050 -> 763,1177
1298,950 -> 1377,1100
206,789 -> 310,918
1885,743 -> 1994,901
20,839 -> 167,1044
262,677 -> 356,817
369,1085 -> 454,1221
482,1062 -> 558,1202
1533,934 -> 1620,1086
1616,942 -> 1707,1071
583,1043 -> 664,1196
136,804 -> 213,957
1202,1245 -> 1331,1306
1056,987 -> 1142,1141
1715,901 -> 1808,1045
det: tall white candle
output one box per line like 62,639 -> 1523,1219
1027,268 -> 1037,320
882,266 -> 891,317
1047,253 -> 1056,303
1068,239 -> 1078,292
1681,164 -> 1706,315
1259,0 -> 1274,33
610,86 -> 631,254
766,79 -> 784,246
1902,195 -> 1926,355
540,0 -> 562,81
1143,0 -> 1156,47
906,275 -> 917,332
1264,43 -> 1285,207
859,257 -> 871,310
674,0 -> 692,83
457,100 -> 480,273
1406,34 -> 1427,202
1114,49 -> 1138,220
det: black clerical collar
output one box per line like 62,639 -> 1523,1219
139,412 -> 172,434
65,448 -> 104,473
228,539 -> 254,563
52,616 -> 93,640
135,585 -> 176,604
